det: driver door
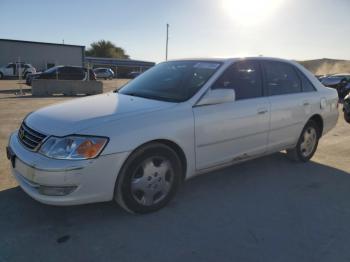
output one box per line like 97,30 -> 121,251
193,60 -> 270,170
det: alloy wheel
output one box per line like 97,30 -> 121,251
300,127 -> 317,158
130,156 -> 174,206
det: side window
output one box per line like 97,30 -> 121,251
58,67 -> 69,74
296,69 -> 316,92
264,61 -> 301,96
213,61 -> 263,100
57,67 -> 70,79
66,67 -> 83,79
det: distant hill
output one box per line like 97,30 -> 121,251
298,58 -> 350,75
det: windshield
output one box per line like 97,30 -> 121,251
119,61 -> 222,102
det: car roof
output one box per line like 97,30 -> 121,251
167,56 -> 296,64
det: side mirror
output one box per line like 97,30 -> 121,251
196,89 -> 235,106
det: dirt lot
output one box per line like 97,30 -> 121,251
0,80 -> 350,261
0,79 -> 128,191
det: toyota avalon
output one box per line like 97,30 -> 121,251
7,57 -> 339,213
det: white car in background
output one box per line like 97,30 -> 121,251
7,57 -> 339,213
93,68 -> 115,80
0,62 -> 36,79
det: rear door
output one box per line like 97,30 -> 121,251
72,67 -> 85,80
58,67 -> 78,80
193,60 -> 270,170
262,60 -> 317,151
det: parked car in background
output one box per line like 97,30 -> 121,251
7,57 -> 339,214
315,75 -> 328,82
26,66 -> 96,85
321,74 -> 350,99
343,93 -> 350,123
0,62 -> 36,79
128,71 -> 142,79
93,68 -> 115,80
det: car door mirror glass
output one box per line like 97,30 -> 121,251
196,89 -> 235,106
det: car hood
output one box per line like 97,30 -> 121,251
25,93 -> 175,136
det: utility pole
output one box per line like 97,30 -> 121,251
165,23 -> 169,61
18,57 -> 23,95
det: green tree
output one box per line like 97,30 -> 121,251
86,40 -> 130,59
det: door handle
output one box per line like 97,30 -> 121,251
257,108 -> 268,115
303,101 -> 310,106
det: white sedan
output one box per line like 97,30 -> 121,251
7,57 -> 339,213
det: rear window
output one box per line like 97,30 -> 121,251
296,70 -> 316,92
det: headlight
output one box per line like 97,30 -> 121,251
39,135 -> 108,160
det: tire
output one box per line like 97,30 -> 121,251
344,111 -> 350,124
286,120 -> 320,162
115,143 -> 182,214
0,72 -> 3,80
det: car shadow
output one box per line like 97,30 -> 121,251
1,152 -> 350,262
0,88 -> 32,94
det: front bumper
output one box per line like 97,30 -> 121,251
7,131 -> 129,206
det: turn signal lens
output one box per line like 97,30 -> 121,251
76,139 -> 106,158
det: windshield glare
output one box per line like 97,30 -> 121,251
119,61 -> 221,102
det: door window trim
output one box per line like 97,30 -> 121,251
294,67 -> 317,92
210,59 -> 265,101
261,60 -> 304,97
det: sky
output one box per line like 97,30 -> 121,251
1,0 -> 349,62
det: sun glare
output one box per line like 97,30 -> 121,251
222,0 -> 283,26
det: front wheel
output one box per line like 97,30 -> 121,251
0,72 -> 3,80
287,120 -> 320,162
115,143 -> 182,214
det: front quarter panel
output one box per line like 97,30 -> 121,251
80,104 -> 196,179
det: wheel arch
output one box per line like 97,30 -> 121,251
119,139 -> 188,182
113,139 -> 188,211
308,114 -> 324,137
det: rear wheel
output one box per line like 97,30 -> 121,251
115,143 -> 182,214
0,72 -> 3,80
344,111 -> 350,124
287,120 -> 320,162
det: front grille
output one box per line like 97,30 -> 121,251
18,122 -> 46,151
